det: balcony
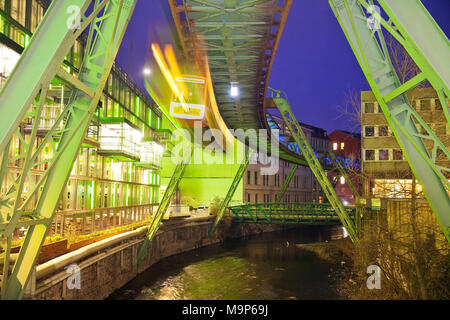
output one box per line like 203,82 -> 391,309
136,141 -> 164,169
98,119 -> 141,162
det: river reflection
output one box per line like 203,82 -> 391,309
108,225 -> 346,300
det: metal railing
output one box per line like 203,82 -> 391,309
50,204 -> 154,237
229,202 -> 356,224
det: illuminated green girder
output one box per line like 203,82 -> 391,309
329,0 -> 450,242
270,89 -> 359,245
0,0 -> 137,300
136,157 -> 189,269
208,147 -> 254,237
276,164 -> 298,203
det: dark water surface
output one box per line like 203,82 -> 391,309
108,225 -> 346,300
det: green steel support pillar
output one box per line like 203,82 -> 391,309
1,0 -> 137,299
276,164 -> 298,203
270,88 -> 359,245
137,157 -> 189,269
208,147 -> 254,237
330,0 -> 450,242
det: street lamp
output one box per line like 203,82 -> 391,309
230,82 -> 239,98
143,67 -> 151,76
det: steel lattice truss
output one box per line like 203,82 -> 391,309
0,0 -> 449,300
170,0 -> 292,130
0,0 -> 137,300
330,0 -> 450,241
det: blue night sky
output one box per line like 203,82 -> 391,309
116,0 -> 450,133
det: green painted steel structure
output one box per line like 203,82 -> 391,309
0,0 -> 448,300
137,156 -> 189,269
229,202 -> 356,225
270,88 -> 359,244
276,164 -> 298,203
330,0 -> 450,241
0,0 -> 137,300
208,147 -> 254,237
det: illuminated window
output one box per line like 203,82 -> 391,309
340,176 -> 345,184
340,142 -> 345,150
0,43 -> 20,78
333,142 -> 338,150
379,149 -> 389,161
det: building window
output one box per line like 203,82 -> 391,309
364,102 -> 375,113
435,99 -> 442,110
436,124 -> 446,136
393,149 -> 403,161
379,149 -> 389,161
340,142 -> 345,150
365,150 -> 375,161
333,142 -> 338,151
365,126 -> 375,137
255,194 -> 258,203
254,171 -> 258,185
247,170 -> 251,184
420,99 -> 431,111
378,126 -> 388,136
248,193 -> 251,203
340,176 -> 345,184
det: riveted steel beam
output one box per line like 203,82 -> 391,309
330,0 -> 450,242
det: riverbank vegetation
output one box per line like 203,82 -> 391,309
330,199 -> 449,300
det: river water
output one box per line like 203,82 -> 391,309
108,225 -> 347,300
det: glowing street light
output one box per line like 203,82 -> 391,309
143,67 -> 151,76
230,82 -> 239,98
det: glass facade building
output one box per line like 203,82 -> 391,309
0,0 -> 164,237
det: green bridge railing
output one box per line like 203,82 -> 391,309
229,202 -> 356,225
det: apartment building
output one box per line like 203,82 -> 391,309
244,117 -> 330,204
361,87 -> 450,198
0,0 -> 165,236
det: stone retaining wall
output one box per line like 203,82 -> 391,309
31,218 -> 293,300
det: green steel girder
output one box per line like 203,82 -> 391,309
270,89 -> 359,245
1,0 -> 137,300
276,164 -> 298,203
0,0 -> 102,152
208,147 -> 254,237
170,0 -> 293,131
136,156 -> 189,269
330,0 -> 450,242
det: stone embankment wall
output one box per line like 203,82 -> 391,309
31,217 -> 293,300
